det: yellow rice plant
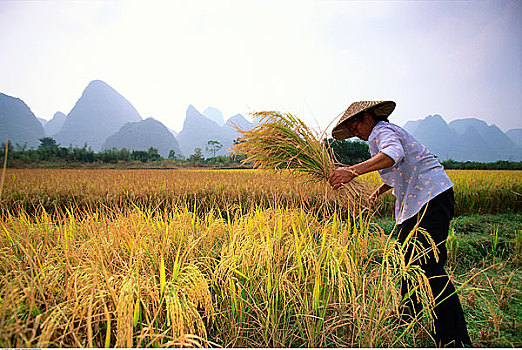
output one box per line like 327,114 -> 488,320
446,170 -> 522,215
233,111 -> 371,214
0,205 -> 215,348
211,207 -> 436,347
0,203 -> 439,347
1,168 -> 520,218
0,168 -> 358,219
363,169 -> 522,217
0,139 -> 8,199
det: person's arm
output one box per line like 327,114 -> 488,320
327,152 -> 394,190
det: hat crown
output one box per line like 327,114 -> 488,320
332,100 -> 396,139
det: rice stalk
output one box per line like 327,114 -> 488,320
103,303 -> 112,348
163,262 -> 212,341
0,138 -> 7,200
233,111 -> 370,213
0,178 -> 480,347
116,275 -> 137,348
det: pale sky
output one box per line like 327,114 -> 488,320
1,0 -> 521,133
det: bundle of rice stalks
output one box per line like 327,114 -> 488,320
233,111 -> 369,211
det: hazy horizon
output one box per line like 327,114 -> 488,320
1,0 -> 521,133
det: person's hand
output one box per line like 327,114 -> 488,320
327,167 -> 358,190
368,189 -> 379,208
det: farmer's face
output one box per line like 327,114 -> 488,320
346,113 -> 375,141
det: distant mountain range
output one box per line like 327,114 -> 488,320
176,105 -> 256,157
0,93 -> 45,148
0,80 -> 257,158
1,80 -> 521,161
506,129 -> 522,148
102,117 -> 182,158
403,115 -> 521,162
44,112 -> 66,136
53,80 -> 142,151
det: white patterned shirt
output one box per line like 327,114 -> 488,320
368,121 -> 453,224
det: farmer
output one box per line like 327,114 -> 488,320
327,101 -> 471,347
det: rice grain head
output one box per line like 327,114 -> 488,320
233,111 -> 370,212
164,262 -> 212,341
37,309 -> 61,347
116,275 -> 137,348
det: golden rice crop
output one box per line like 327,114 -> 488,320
233,111 -> 370,212
1,168 -> 519,218
446,170 -> 522,215
1,168 -> 518,346
0,204 -> 437,347
0,169 -> 360,220
0,205 -> 217,347
362,169 -> 522,216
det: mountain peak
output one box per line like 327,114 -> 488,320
53,80 -> 142,150
449,118 -> 489,135
406,114 -> 521,162
177,105 -> 235,156
225,114 -> 256,131
449,118 -> 517,150
86,79 -> 108,87
184,105 -> 220,127
44,111 -> 67,136
0,93 -> 45,148
425,114 -> 445,124
53,111 -> 66,118
102,117 -> 181,157
203,107 -> 225,126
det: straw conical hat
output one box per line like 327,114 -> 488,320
332,101 -> 396,139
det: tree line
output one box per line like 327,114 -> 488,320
2,137 -> 520,170
2,137 -> 245,167
440,159 -> 522,170
3,137 -> 162,163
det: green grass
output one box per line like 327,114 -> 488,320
374,213 -> 522,347
451,213 -> 522,347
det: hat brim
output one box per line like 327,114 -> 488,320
332,101 -> 396,139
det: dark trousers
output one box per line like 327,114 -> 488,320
397,188 -> 471,347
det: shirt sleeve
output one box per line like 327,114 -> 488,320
373,125 -> 405,165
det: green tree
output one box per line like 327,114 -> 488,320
37,137 -> 61,160
72,144 -> 95,162
98,148 -> 120,163
168,150 -> 183,160
117,148 -> 132,162
189,148 -> 204,162
132,150 -> 150,162
325,138 -> 371,165
206,140 -> 223,158
147,147 -> 162,161
15,143 -> 27,152
38,137 -> 59,150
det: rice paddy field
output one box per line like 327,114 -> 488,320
0,168 -> 520,347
